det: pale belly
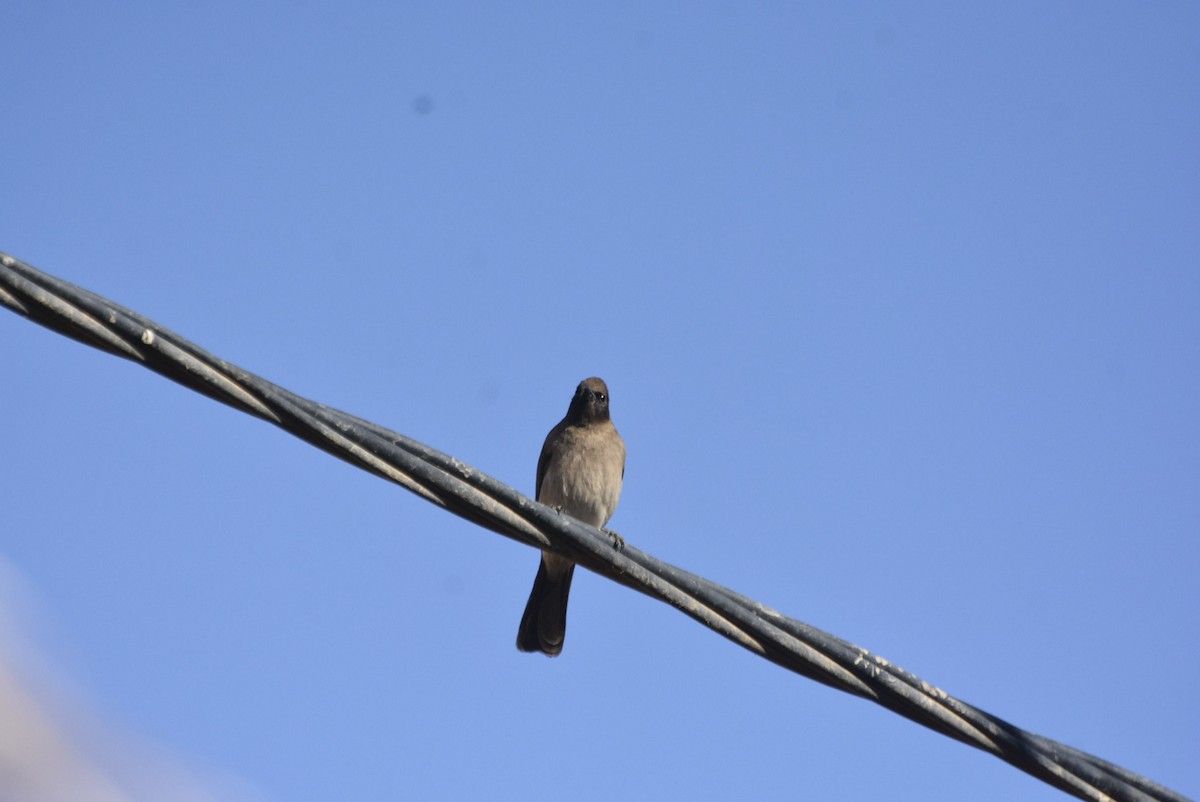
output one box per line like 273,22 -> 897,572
538,434 -> 624,528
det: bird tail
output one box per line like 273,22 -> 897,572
516,554 -> 575,656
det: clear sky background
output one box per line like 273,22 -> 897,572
1,4 -> 1197,801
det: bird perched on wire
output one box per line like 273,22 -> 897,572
517,377 -> 626,656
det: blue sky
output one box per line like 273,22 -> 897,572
1,3 -> 1197,801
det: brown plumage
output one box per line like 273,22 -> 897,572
516,377 -> 626,656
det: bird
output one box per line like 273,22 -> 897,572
516,377 -> 626,656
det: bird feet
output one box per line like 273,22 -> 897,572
602,528 -> 625,552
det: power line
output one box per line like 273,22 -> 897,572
0,251 -> 1188,802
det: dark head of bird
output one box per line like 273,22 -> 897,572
566,377 -> 611,424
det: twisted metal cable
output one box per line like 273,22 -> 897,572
0,251 -> 1188,802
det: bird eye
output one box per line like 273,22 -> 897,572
596,392 -> 607,402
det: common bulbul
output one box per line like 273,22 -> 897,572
516,377 -> 626,655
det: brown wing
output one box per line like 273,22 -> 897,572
536,418 -> 567,501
